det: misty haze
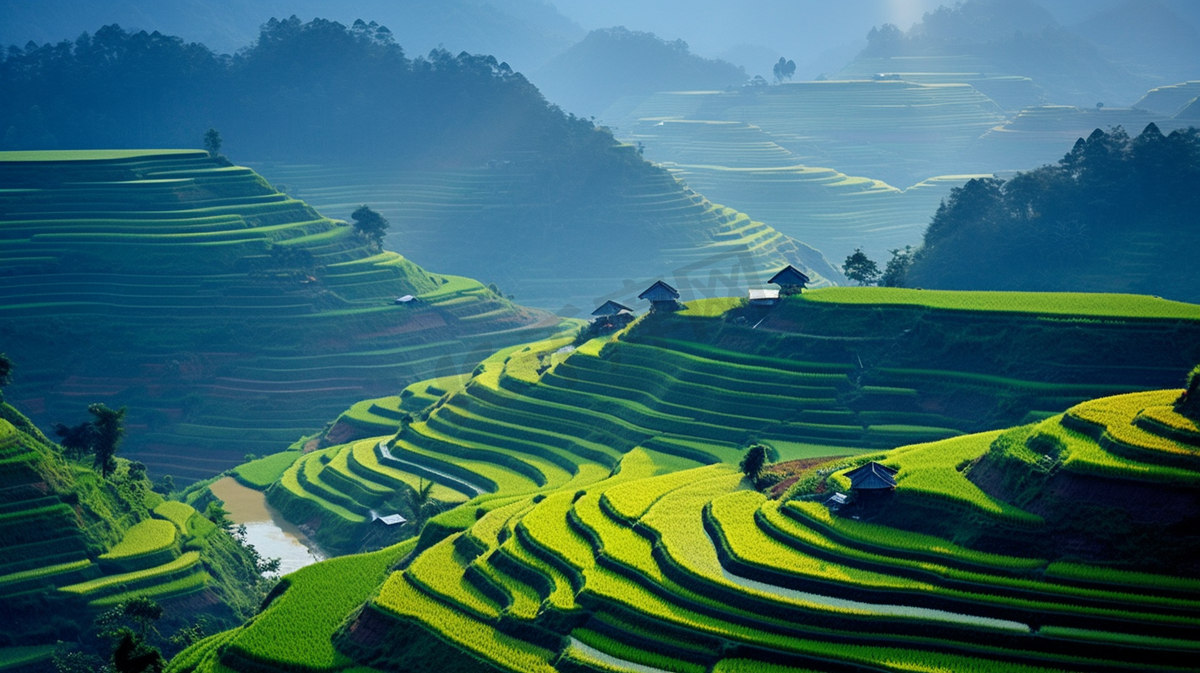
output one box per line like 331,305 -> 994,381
0,1 -> 1198,671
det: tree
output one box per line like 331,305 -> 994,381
772,57 -> 796,83
111,629 -> 164,673
842,248 -> 880,286
881,246 -> 913,287
152,475 -> 175,496
54,420 -> 98,459
203,128 -> 222,157
89,404 -> 126,478
0,352 -> 12,388
121,597 -> 163,638
350,205 -> 389,251
1177,364 -> 1200,419
204,501 -> 232,530
739,444 -> 771,483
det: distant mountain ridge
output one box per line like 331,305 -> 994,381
0,0 -> 584,71
531,26 -> 748,119
849,0 -> 1154,107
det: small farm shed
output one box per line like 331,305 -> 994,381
591,300 -> 634,327
638,280 -> 681,312
748,288 -> 780,306
844,462 -> 898,491
769,265 -> 811,296
825,492 -> 849,511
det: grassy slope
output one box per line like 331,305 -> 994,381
253,162 -> 839,313
0,403 -> 262,653
0,150 -> 562,481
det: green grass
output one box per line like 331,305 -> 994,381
59,551 -> 201,596
800,287 -> 1200,320
233,450 -> 303,489
782,500 -> 1044,571
0,644 -> 57,670
0,149 -> 205,162
678,297 -> 743,317
153,500 -> 197,532
224,539 -> 415,671
0,559 -> 92,588
88,571 -> 210,607
841,432 -> 1044,526
374,572 -> 557,672
99,519 -> 178,560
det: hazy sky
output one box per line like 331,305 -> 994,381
543,0 -> 1141,77
549,0 -> 944,67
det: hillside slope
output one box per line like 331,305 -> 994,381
1,19 -> 839,315
174,291 -> 1200,673
0,150 -> 561,481
254,159 -> 842,313
0,401 -> 264,662
531,26 -> 747,119
905,124 -> 1200,303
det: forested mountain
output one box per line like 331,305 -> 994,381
0,0 -> 583,71
905,123 -> 1200,302
1070,0 -> 1200,87
0,17 -> 587,165
0,18 -> 835,312
531,26 -> 748,119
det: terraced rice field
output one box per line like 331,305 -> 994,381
601,81 -> 1007,263
600,79 -> 1191,266
0,150 -> 563,480
252,162 -> 839,313
252,290 -> 1199,554
0,419 -> 97,599
174,290 -> 1200,672
0,439 -> 212,625
230,396 -> 1199,672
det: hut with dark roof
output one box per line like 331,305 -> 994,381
638,280 -> 680,312
769,265 -> 811,296
844,462 -> 898,491
591,300 -> 634,328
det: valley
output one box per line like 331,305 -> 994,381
0,1 -> 1198,671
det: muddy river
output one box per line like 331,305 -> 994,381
208,476 -> 326,576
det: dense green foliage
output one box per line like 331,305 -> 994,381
906,124 -> 1200,302
0,401 -> 265,663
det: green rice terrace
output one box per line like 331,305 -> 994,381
162,289 -> 1200,672
250,159 -> 841,313
0,150 -> 565,481
0,401 -> 266,670
603,79 -> 1195,264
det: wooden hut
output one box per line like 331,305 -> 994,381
844,462 -> 898,491
768,265 -> 811,296
591,300 -> 634,328
638,280 -> 681,312
748,288 -> 780,306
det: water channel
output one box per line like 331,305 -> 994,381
208,476 -> 326,576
